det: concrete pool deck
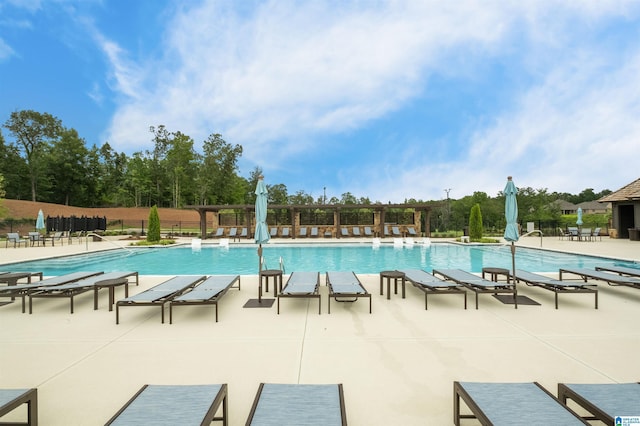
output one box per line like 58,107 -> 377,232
1,236 -> 639,424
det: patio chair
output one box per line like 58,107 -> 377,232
28,271 -> 139,314
28,232 -> 45,247
169,275 -> 240,323
0,271 -> 104,313
352,227 -> 361,237
246,383 -> 346,425
310,227 -> 319,237
46,231 -> 65,246
115,275 -> 206,324
580,227 -> 592,241
325,271 -> 371,314
277,271 -> 321,314
512,269 -> 598,309
391,226 -> 402,237
105,384 -> 227,425
281,227 -> 291,238
270,227 -> 277,237
558,382 -> 640,424
559,267 -> 640,290
363,226 -> 373,237
6,232 -> 28,248
432,269 -> 518,309
299,227 -> 307,237
591,227 -> 602,241
228,227 -> 238,241
567,227 -> 579,240
400,269 -> 467,310
558,227 -> 570,240
454,381 -> 587,425
406,226 -> 417,237
0,388 -> 38,426
340,228 -> 349,237
594,265 -> 640,279
213,228 -> 224,238
239,228 -> 248,238
383,225 -> 390,237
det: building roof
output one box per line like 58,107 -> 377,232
599,178 -> 640,202
577,201 -> 610,211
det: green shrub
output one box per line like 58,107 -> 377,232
469,204 -> 483,241
147,205 -> 161,243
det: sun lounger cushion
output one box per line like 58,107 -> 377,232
36,271 -> 135,292
402,269 -> 460,288
561,268 -> 640,286
106,384 -> 226,425
120,276 -> 204,303
595,265 -> 640,277
282,272 -> 319,294
247,383 -> 345,426
326,271 -> 366,294
455,382 -> 585,425
173,275 -> 238,301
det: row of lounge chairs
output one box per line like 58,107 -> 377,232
210,225 -> 419,238
454,380 -> 640,425
1,382 -> 347,425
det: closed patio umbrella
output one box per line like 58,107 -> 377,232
36,209 -> 45,232
504,176 -> 519,306
576,207 -> 583,226
254,176 -> 270,301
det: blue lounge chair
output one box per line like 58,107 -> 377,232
228,227 -> 238,241
116,275 -> 206,324
0,271 -> 43,286
595,265 -> 640,278
406,226 -> 417,237
310,227 -> 318,237
0,388 -> 38,426
213,228 -> 224,238
246,383 -> 346,425
277,271 -> 321,314
454,381 -> 587,425
325,271 -> 371,314
559,267 -> 640,289
400,269 -> 467,310
299,227 -> 307,237
340,228 -> 349,237
105,384 -> 227,425
281,227 -> 291,238
513,269 -> 597,309
352,227 -> 361,237
270,227 -> 277,237
239,228 -> 248,238
432,269 -> 517,309
558,382 -> 640,424
363,226 -> 373,237
391,226 -> 402,237
169,275 -> 240,323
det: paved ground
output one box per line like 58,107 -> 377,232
1,236 -> 639,425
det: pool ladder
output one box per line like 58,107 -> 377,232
85,231 -> 136,254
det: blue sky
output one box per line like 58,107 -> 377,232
2,1 -> 640,203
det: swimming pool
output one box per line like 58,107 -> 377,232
1,243 -> 637,275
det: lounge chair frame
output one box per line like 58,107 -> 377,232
400,269 -> 467,310
594,265 -> 640,280
245,383 -> 346,425
326,271 -> 372,314
433,269 -> 517,309
106,384 -> 227,425
558,382 -> 640,424
116,275 -> 206,324
169,275 -> 240,323
559,267 -> 640,289
0,388 -> 38,426
0,271 -> 43,287
513,270 -> 597,309
277,272 -> 321,314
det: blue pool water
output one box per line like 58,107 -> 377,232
0,243 -> 637,275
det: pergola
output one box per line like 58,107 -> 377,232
186,203 -> 433,239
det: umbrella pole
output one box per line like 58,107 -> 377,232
511,242 -> 517,308
257,244 -> 263,303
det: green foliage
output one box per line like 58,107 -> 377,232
469,203 -> 483,240
147,205 -> 161,242
131,239 -> 176,246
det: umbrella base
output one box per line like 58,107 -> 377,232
493,295 -> 540,306
243,298 -> 275,308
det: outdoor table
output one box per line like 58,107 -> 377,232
259,269 -> 283,301
94,278 -> 131,311
379,270 -> 406,299
481,267 -> 511,283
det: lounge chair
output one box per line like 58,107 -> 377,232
246,383 -> 346,425
325,271 -> 371,314
277,271 -> 321,314
363,226 -> 373,237
0,271 -> 104,313
580,227 -> 592,241
28,271 -> 139,314
239,227 -> 248,238
352,227 -> 361,237
512,269 -> 597,309
432,269 -> 517,309
391,226 -> 402,237
340,228 -> 349,237
105,384 -> 227,425
310,227 -> 318,237
559,267 -> 640,289
270,227 -> 277,237
213,228 -> 224,238
454,381 -> 587,425
400,269 -> 467,310
558,382 -> 640,424
299,227 -> 307,237
0,388 -> 38,426
406,226 -> 417,237
281,227 -> 291,238
0,271 -> 43,286
6,232 -> 28,248
46,231 -> 64,246
567,227 -> 579,240
116,275 -> 206,324
169,275 -> 240,323
591,227 -> 602,241
595,265 -> 640,279
558,227 -> 570,240
228,227 -> 238,241
383,225 -> 390,237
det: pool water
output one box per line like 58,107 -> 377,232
1,243 -> 637,276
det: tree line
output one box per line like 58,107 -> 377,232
0,109 -> 612,231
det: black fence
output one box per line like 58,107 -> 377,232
46,216 -> 107,233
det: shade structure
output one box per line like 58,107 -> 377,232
503,176 -> 519,306
35,209 -> 45,231
576,207 -> 583,226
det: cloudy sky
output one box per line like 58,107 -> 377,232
1,0 -> 639,203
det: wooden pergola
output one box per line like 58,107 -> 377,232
186,203 -> 433,239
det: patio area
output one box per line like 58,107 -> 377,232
1,236 -> 639,424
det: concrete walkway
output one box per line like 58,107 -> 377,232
1,236 -> 639,424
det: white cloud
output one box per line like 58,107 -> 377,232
0,38 -> 15,61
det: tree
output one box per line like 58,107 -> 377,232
3,110 -> 62,201
147,205 -> 161,242
469,203 -> 483,240
0,132 -> 30,199
47,128 -> 90,205
196,133 -> 243,205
